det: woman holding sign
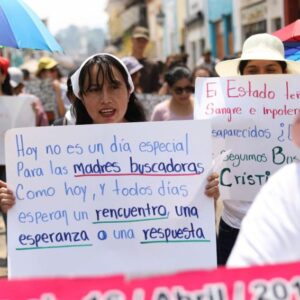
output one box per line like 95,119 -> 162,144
227,112 -> 300,266
1,53 -> 219,210
215,33 -> 300,265
70,53 -> 218,198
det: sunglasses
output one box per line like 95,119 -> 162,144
173,86 -> 194,95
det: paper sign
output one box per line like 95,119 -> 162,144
194,75 -> 300,201
0,96 -> 35,164
5,120 -> 216,278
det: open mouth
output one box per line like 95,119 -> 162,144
99,108 -> 116,117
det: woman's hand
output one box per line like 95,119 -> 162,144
205,172 -> 220,202
0,180 -> 15,213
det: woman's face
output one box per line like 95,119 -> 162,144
171,78 -> 194,104
194,68 -> 210,78
243,60 -> 285,75
82,65 -> 130,124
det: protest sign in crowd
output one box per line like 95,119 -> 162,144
0,31 -> 300,299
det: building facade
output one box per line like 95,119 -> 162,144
207,0 -> 234,60
160,0 -> 186,60
240,0 -> 284,41
185,0 -> 208,69
105,0 -> 300,63
146,0 -> 164,60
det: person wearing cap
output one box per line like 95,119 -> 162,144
33,57 -> 66,123
121,56 -> 143,93
36,56 -> 59,79
131,26 -> 161,94
227,112 -> 300,267
8,67 -> 48,127
214,33 -> 300,266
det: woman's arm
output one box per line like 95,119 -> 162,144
0,180 -> 15,213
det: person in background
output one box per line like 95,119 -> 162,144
21,68 -> 30,81
52,70 -> 77,126
196,49 -> 219,76
131,26 -> 161,94
8,67 -> 48,127
121,56 -> 144,94
227,111 -> 300,267
0,57 -> 12,182
49,62 -> 70,111
33,57 -> 66,123
0,57 -> 12,96
0,64 -> 48,199
192,66 -> 213,93
214,33 -> 300,266
192,66 -> 212,81
151,66 -> 194,121
158,53 -> 189,96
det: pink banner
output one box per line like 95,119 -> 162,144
1,262 -> 300,299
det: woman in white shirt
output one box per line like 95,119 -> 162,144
227,113 -> 300,267
215,33 -> 300,265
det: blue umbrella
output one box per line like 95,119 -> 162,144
283,42 -> 300,61
0,0 -> 63,52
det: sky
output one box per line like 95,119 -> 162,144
23,0 -> 109,34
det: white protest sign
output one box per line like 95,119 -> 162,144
5,120 -> 216,278
0,96 -> 35,164
194,74 -> 300,201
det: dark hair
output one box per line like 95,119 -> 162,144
21,68 -> 30,80
192,66 -> 213,78
1,72 -> 12,95
54,66 -> 63,80
66,77 -> 74,102
238,60 -> 287,75
74,54 -> 146,124
164,66 -> 192,87
65,69 -> 77,105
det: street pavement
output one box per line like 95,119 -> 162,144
0,213 -> 7,277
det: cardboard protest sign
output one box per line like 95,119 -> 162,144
194,74 -> 300,201
0,96 -> 35,164
0,261 -> 300,299
5,120 -> 216,278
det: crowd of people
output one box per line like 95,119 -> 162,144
0,26 -> 300,274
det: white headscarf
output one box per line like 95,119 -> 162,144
71,53 -> 135,98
